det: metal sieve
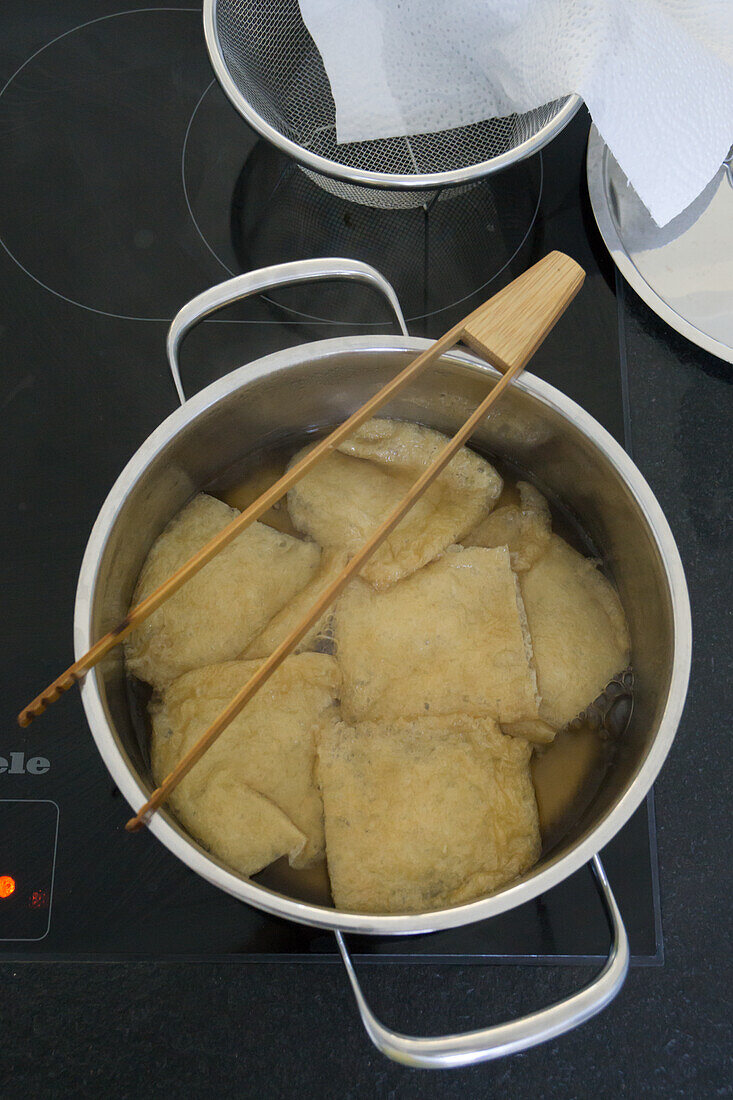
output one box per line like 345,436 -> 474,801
203,0 -> 582,208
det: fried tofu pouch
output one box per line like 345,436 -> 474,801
173,764 -> 308,876
125,494 -> 320,690
317,715 -> 540,913
244,549 -> 348,659
287,418 -> 502,589
149,653 -> 341,870
334,545 -> 539,724
518,535 -> 631,730
463,481 -> 552,572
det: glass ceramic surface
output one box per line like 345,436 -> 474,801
1,6 -> 664,964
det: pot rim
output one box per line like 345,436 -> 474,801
75,335 -> 691,935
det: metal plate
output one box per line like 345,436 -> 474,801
587,126 -> 733,364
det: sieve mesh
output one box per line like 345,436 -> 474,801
206,0 -> 578,192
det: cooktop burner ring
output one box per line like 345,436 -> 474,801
0,6 -> 214,323
0,6 -> 543,336
181,80 -> 545,329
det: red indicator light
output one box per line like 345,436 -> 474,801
30,890 -> 49,909
0,876 -> 16,899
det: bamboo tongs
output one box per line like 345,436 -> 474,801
18,252 -> 584,830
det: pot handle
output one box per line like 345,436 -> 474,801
167,258 -> 408,404
336,854 -> 629,1069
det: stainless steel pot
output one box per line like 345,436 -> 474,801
75,258 -> 691,1068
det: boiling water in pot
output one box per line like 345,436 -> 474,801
148,434 -> 629,908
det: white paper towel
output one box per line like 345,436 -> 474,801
298,0 -> 733,226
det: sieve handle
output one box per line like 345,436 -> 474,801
336,854 -> 629,1070
167,258 -> 408,404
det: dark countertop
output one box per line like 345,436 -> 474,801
1,4 -> 732,1095
3,277 -> 731,1100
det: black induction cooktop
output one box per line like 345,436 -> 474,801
1,3 -> 661,964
